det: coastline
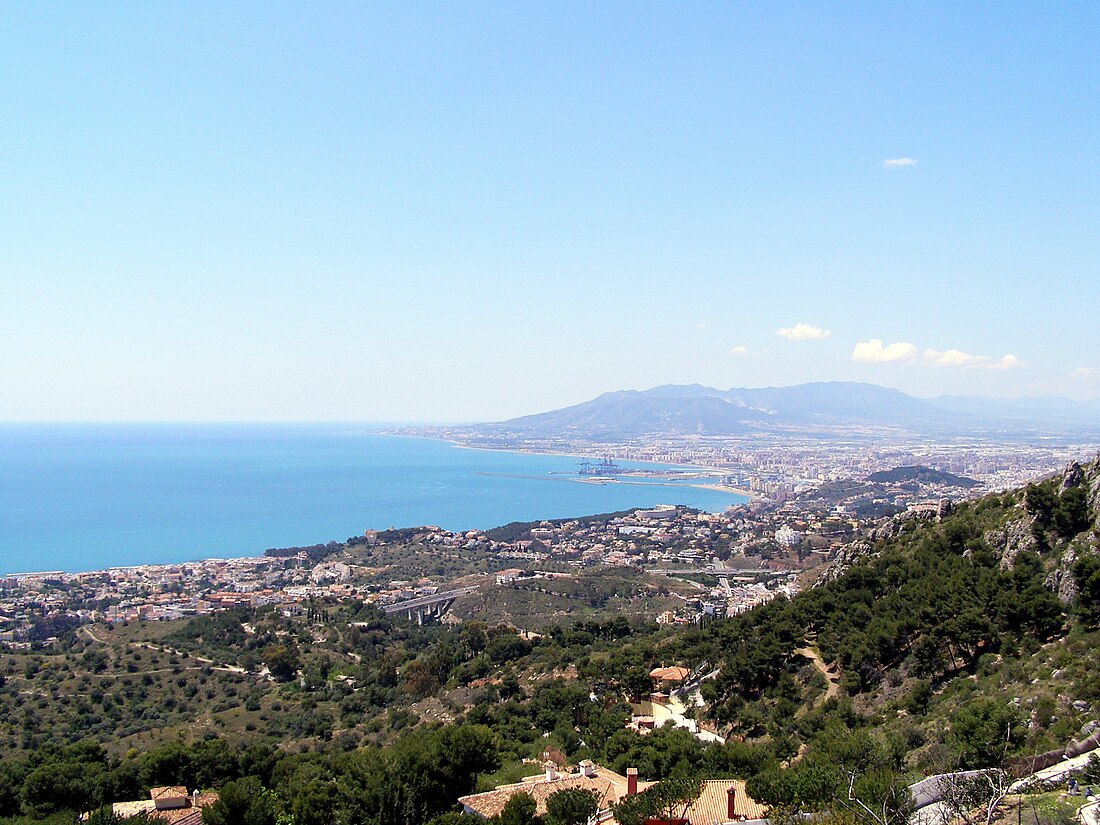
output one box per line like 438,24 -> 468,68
472,469 -> 756,500
4,554 -> 271,581
1,425 -> 751,578
692,482 -> 756,498
403,431 -> 759,498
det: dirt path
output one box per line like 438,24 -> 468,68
795,645 -> 840,713
82,624 -> 109,644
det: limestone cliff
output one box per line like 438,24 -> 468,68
823,453 -> 1100,596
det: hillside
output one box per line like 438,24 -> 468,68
0,458 -> 1096,823
865,465 -> 979,488
634,454 -> 1100,821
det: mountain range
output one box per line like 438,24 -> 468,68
474,382 -> 1100,439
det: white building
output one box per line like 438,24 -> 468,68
775,524 -> 802,547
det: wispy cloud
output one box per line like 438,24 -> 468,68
729,345 -> 749,357
923,348 -> 1024,370
695,322 -> 708,329
883,157 -> 917,168
777,323 -> 831,341
851,339 -> 917,363
1074,367 -> 1097,381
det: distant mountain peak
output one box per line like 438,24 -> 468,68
476,383 -> 1100,440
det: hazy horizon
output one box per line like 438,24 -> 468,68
1,378 -> 1098,425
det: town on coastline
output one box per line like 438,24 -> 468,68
411,428 -> 1095,501
0,441 -> 1050,647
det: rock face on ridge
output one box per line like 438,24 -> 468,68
985,518 -> 1041,570
1048,544 -> 1080,604
1047,456 -> 1100,603
822,453 -> 1100,594
1085,456 -> 1100,521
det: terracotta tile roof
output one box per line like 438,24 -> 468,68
161,806 -> 208,824
150,786 -> 189,800
163,811 -> 203,825
113,800 -> 156,818
649,666 -> 690,682
681,779 -> 768,823
111,790 -> 219,824
163,793 -> 219,823
459,765 -> 651,819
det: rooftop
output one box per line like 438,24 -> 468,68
459,764 -> 651,819
683,780 -> 768,823
111,790 -> 218,824
649,666 -> 690,682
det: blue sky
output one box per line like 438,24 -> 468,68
2,3 -> 1098,421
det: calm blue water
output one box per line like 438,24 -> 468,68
0,424 -> 745,574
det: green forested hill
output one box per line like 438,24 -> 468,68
0,460 -> 1096,824
865,465 -> 979,487
684,459 -> 1100,817
689,460 -> 1098,722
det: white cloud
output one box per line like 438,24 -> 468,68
776,323 -> 831,341
883,157 -> 917,168
851,339 -> 918,364
924,348 -> 986,368
850,336 -> 1025,371
729,346 -> 750,357
696,322 -> 708,329
923,348 -> 1024,370
1074,367 -> 1097,381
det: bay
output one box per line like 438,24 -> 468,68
0,424 -> 745,574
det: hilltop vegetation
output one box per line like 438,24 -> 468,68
0,458 -> 1095,823
865,465 -> 979,488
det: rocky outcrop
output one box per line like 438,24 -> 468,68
1085,454 -> 1100,524
1053,455 -> 1100,602
823,508 -> 942,581
820,454 -> 1100,590
1061,461 -> 1085,492
988,516 -> 1041,569
1047,544 -> 1079,604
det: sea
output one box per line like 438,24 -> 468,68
0,424 -> 747,575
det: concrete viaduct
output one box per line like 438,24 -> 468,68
381,586 -> 480,625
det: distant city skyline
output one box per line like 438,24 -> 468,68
2,3 -> 1098,421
